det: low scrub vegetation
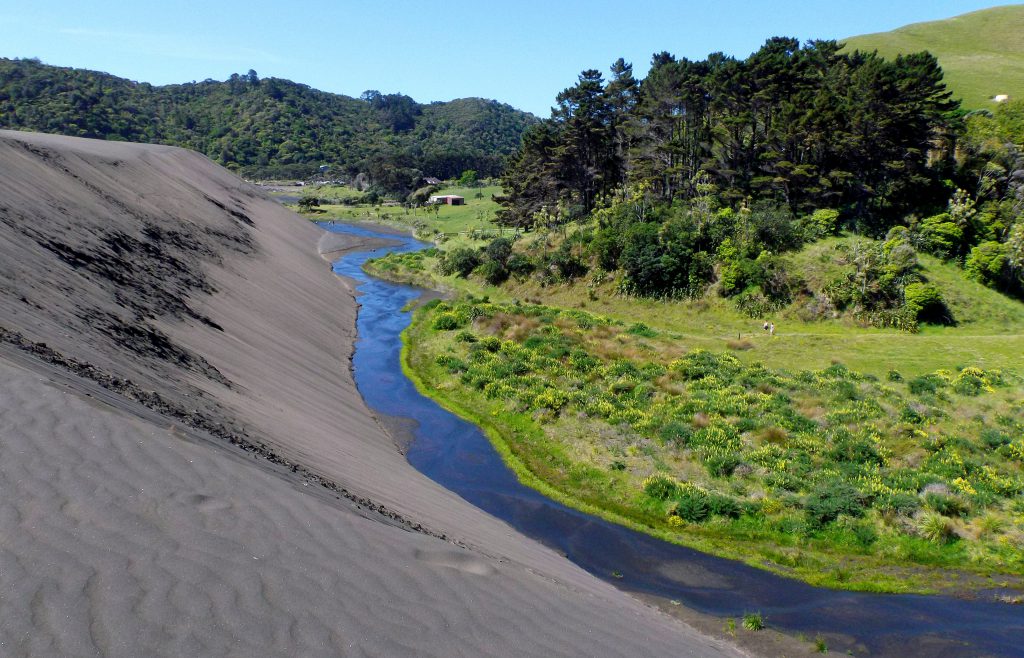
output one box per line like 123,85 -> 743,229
406,297 -> 1024,592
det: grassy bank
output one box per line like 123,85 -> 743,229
400,296 -> 1024,595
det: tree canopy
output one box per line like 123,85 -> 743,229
497,39 -> 958,228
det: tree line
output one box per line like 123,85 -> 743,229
497,39 -> 959,228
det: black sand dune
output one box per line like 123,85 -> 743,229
0,130 -> 742,657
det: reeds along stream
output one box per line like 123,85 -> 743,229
324,221 -> 1024,658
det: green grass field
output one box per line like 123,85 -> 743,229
296,184 -> 505,237
301,184 -> 365,203
842,5 -> 1024,109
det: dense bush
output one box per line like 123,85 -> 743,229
805,481 -> 866,528
965,241 -> 1011,290
918,214 -> 963,258
803,208 -> 841,239
643,475 -> 678,501
479,259 -> 509,285
0,59 -> 536,186
438,248 -> 481,278
903,282 -> 951,324
506,253 -> 536,278
432,312 -> 464,330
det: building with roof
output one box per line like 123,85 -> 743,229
428,195 -> 465,206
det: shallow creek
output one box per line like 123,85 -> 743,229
326,222 -> 1023,657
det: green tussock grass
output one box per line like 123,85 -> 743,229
842,5 -> 1024,109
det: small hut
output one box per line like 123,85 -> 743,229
428,195 -> 465,206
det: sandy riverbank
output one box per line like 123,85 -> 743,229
0,130 -> 743,657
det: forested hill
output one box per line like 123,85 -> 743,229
0,58 -> 537,188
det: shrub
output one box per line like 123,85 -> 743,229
919,213 -> 963,257
479,259 -> 509,285
965,241 -> 1009,288
658,421 -> 693,447
830,436 -> 883,466
627,322 -> 658,338
675,350 -> 742,381
899,405 -> 924,424
887,369 -> 903,382
434,354 -> 468,373
705,452 -> 742,477
478,336 -> 501,352
707,494 -> 742,518
952,367 -> 989,396
924,493 -> 969,517
438,248 -> 481,277
544,242 -> 588,281
805,482 -> 866,528
673,490 -> 710,522
981,428 -> 1011,449
916,511 -> 956,544
484,237 -> 513,265
734,288 -> 784,318
903,282 -> 951,325
908,374 -> 944,396
742,612 -> 765,631
874,491 -> 920,515
852,522 -> 879,548
804,208 -> 840,239
506,254 -> 536,278
432,312 -> 463,330
643,475 -> 678,501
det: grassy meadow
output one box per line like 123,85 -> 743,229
295,184 -> 505,237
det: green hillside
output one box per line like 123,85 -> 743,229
842,5 -> 1024,109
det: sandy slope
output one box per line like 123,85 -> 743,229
0,130 -> 742,657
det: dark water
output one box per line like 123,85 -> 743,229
326,222 -> 1024,658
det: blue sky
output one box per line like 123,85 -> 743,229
0,1 -> 1014,115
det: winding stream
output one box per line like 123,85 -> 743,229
327,222 -> 1023,657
